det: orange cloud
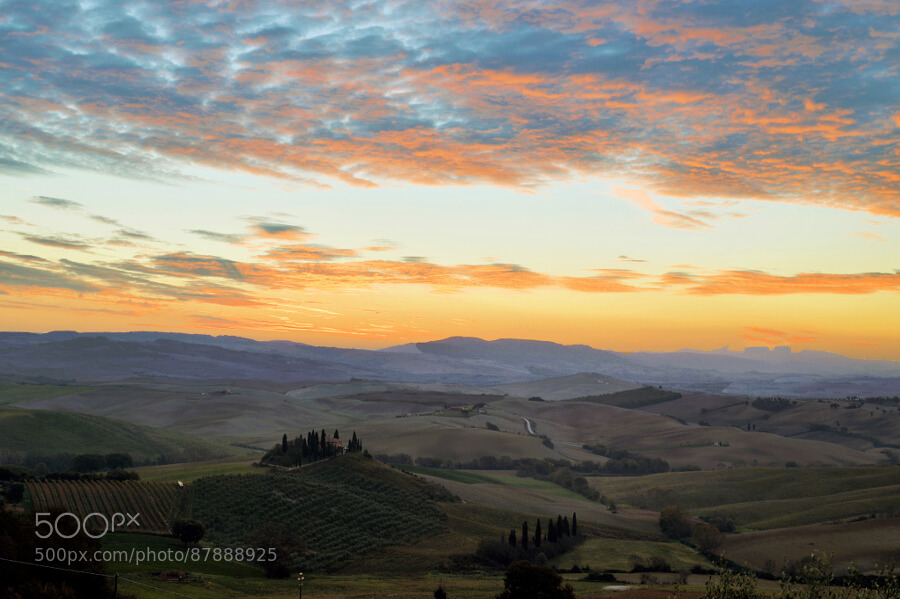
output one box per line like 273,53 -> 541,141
804,98 -> 826,112
683,271 -> 900,295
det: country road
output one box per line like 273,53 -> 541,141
520,416 -> 536,435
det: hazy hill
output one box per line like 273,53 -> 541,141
0,336 -> 367,382
2,331 -> 898,396
490,372 -> 641,400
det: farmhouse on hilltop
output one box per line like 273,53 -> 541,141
325,435 -> 344,454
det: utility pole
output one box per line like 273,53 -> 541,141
114,573 -> 118,598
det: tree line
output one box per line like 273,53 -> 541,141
379,452 -> 667,503
477,512 -> 581,568
383,450 -> 668,477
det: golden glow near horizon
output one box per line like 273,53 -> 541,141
1,1 -> 899,359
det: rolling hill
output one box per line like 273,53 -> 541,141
16,378 -> 892,469
0,406 -> 235,464
3,331 -> 899,396
490,372 -> 640,400
188,454 -> 454,572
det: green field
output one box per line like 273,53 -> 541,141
483,471 -> 597,502
106,570 -> 648,599
189,454 -> 456,572
549,537 -> 714,572
2,493 -> 685,599
27,479 -> 182,533
7,378 -> 900,598
695,484 -> 900,529
395,464 -> 595,502
0,382 -> 92,405
396,464 -> 504,484
133,455 -> 261,482
0,406 -> 236,463
105,571 -> 513,599
590,465 -> 900,508
589,465 -> 900,528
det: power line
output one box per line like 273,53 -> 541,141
0,557 -> 199,599
0,556 -> 113,578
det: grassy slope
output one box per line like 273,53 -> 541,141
721,518 -> 900,573
589,466 -> 900,528
396,464 -> 504,484
351,415 -> 563,462
551,537 -> 714,572
189,454 -> 455,572
26,479 -> 181,533
0,382 -> 92,405
477,470 -> 597,501
132,455 -> 261,482
17,382 -> 335,441
571,387 -> 683,409
87,456 -> 683,598
0,406 -> 236,462
494,397 -> 882,470
18,381 -> 889,470
642,394 -> 900,452
695,484 -> 900,529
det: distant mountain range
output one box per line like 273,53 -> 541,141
1,331 -> 898,398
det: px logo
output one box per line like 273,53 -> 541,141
35,512 -> 141,539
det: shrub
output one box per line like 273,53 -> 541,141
701,515 -> 736,533
693,521 -> 725,556
172,519 -> 205,544
702,567 -> 764,599
649,556 -> 672,572
659,505 -> 692,539
496,561 -> 575,599
584,572 -> 616,582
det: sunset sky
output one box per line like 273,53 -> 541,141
1,0 -> 898,358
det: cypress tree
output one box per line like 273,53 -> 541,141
557,515 -> 563,536
508,529 -> 517,546
334,429 -> 340,439
281,434 -> 288,454
521,521 -> 528,550
562,516 -> 570,537
534,519 -> 541,548
572,512 -> 578,537
548,519 -> 557,543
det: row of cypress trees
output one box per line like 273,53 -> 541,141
507,513 -> 578,549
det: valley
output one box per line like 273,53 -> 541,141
1,333 -> 898,598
